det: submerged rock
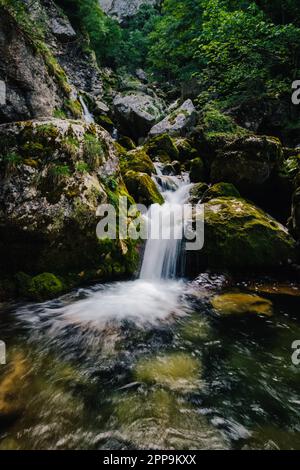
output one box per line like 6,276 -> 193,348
211,293 -> 273,317
149,99 -> 197,137
113,92 -> 164,139
0,352 -> 30,424
123,170 -> 164,206
185,197 -> 296,275
134,352 -> 201,391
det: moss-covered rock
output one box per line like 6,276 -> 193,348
202,183 -> 240,203
189,157 -> 205,183
174,138 -> 198,162
118,135 -> 136,150
189,182 -> 209,204
26,273 -> 64,301
124,170 -> 164,206
185,197 -> 296,275
119,148 -> 155,176
144,133 -> 179,162
0,119 -> 139,281
211,293 -> 273,317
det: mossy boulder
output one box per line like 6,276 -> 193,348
185,197 -> 296,275
0,119 -> 139,279
119,148 -> 155,176
113,91 -> 164,139
211,293 -> 273,317
144,133 -> 179,163
202,183 -> 240,203
175,138 -> 198,162
189,157 -> 205,183
124,170 -> 164,206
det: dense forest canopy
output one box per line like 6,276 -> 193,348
56,0 -> 300,111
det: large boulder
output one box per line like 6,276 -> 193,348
123,170 -> 164,206
119,148 -> 156,176
185,197 -> 296,275
210,135 -> 282,192
0,119 -> 138,279
149,99 -> 197,137
113,92 -> 164,140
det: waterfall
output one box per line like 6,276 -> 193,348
139,164 -> 192,280
79,95 -> 94,124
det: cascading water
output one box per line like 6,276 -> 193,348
139,164 -> 193,280
79,95 -> 94,124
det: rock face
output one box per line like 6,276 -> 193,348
210,135 -> 282,192
185,197 -> 296,275
0,119 -> 137,278
113,92 -> 164,140
149,99 -> 197,137
0,1 -> 105,124
99,0 -> 160,23
0,7 -> 65,123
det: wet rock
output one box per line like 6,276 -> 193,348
113,92 -> 164,140
185,197 -> 296,274
211,293 -> 273,317
149,99 -> 197,137
123,170 -> 164,206
175,138 -> 198,162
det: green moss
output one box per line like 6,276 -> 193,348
202,183 -> 240,202
64,99 -> 82,119
175,138 -> 197,162
144,134 -> 179,162
83,134 -> 105,169
124,170 -> 164,206
120,149 -> 155,176
25,273 -> 64,301
201,103 -> 248,138
95,115 -> 114,131
189,157 -> 204,183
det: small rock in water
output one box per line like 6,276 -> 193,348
134,352 -> 202,391
211,293 -> 273,317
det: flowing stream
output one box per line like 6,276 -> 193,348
1,165 -> 300,450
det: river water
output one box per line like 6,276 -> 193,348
0,168 -> 300,450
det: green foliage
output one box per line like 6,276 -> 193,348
146,0 -> 300,107
27,273 -> 64,301
75,161 -> 90,173
83,133 -> 105,169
